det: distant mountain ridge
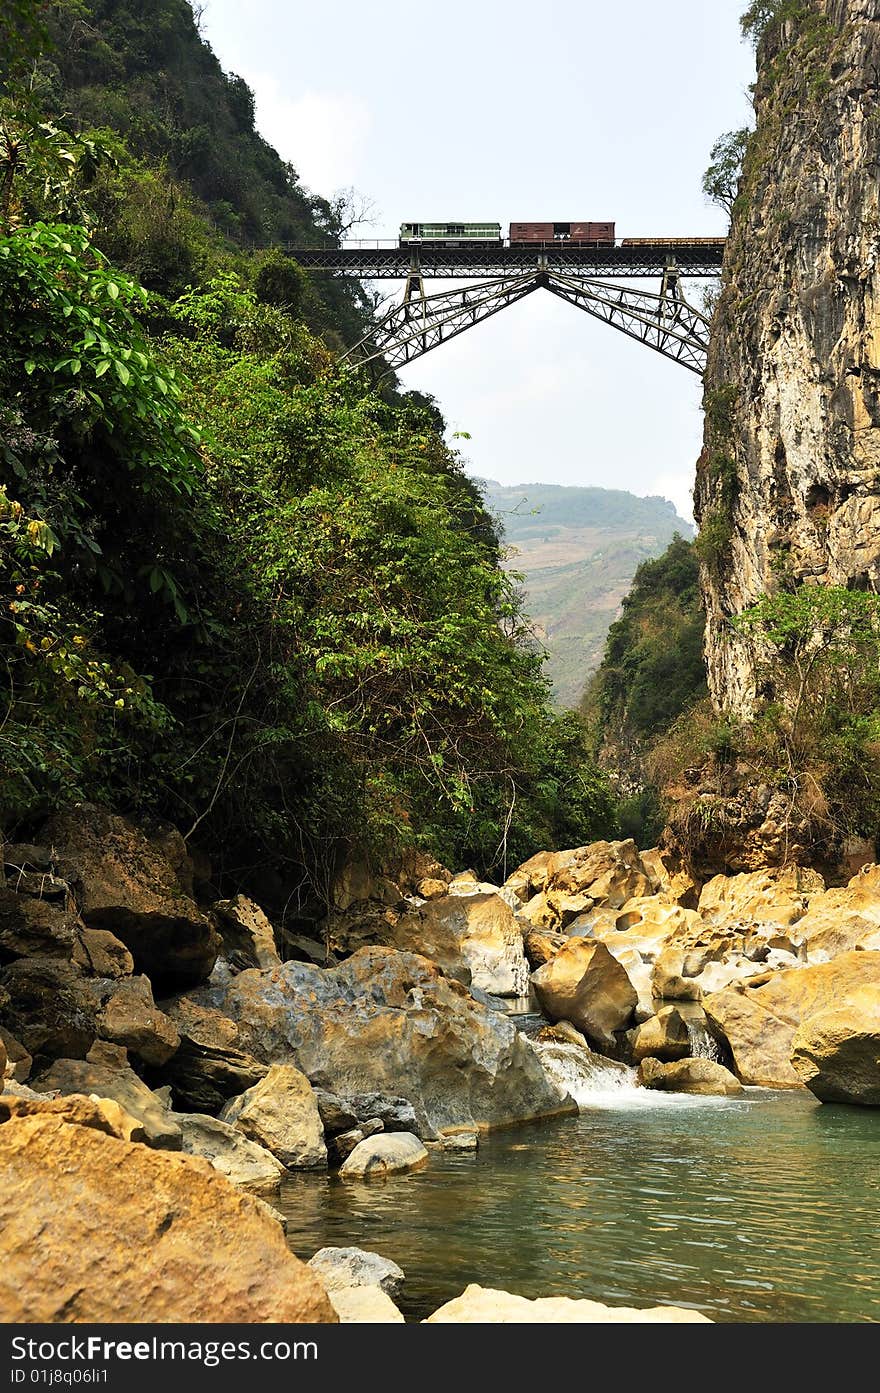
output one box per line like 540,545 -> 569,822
476,480 -> 693,707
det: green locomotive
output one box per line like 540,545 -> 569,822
399,221 -> 503,247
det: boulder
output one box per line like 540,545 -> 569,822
35,1049 -> 182,1148
790,987 -> 880,1104
339,1131 -> 428,1179
0,1091 -> 146,1140
342,1092 -> 419,1134
546,840 -> 653,907
531,939 -> 637,1048
636,1057 -> 743,1096
359,892 -> 530,998
416,878 -> 448,900
72,927 -> 134,979
0,1112 -> 337,1322
314,1089 -> 358,1136
212,895 -> 281,971
200,947 -> 573,1139
42,806 -> 219,990
159,996 -> 268,1112
628,1006 -> 691,1063
219,1063 -> 326,1169
424,1284 -> 712,1323
697,866 -> 824,928
0,1026 -> 31,1081
703,951 -> 880,1087
327,1286 -> 405,1322
328,1127 -> 366,1164
523,928 -> 568,969
307,1246 -> 405,1297
639,847 -> 698,907
0,890 -> 78,960
517,893 -> 559,930
437,1127 -> 479,1151
503,850 -> 558,903
173,1110 -> 286,1191
0,957 -> 97,1062
94,975 -> 180,1067
793,865 -> 880,961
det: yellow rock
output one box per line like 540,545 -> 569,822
424,1284 -> 712,1323
698,866 -> 824,927
791,985 -> 880,1104
0,1112 -> 337,1322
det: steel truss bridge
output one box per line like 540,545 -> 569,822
285,241 -> 726,376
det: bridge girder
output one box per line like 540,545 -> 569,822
342,263 -> 712,376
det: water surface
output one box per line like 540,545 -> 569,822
279,1089 -> 880,1322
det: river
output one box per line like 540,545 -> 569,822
279,1068 -> 880,1322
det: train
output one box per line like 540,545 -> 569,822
398,222 -> 726,251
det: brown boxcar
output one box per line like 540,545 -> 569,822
509,221 -> 615,245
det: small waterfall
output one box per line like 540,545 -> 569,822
533,1040 -> 638,1108
685,1019 -> 721,1062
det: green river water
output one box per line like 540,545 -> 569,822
279,1087 -> 880,1323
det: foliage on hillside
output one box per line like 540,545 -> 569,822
0,6 -> 617,901
582,535 -> 708,845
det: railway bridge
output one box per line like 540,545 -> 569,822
283,239 -> 726,375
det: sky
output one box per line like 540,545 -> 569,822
201,0 -> 756,522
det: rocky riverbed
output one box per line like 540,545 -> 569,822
1,805 -> 878,1322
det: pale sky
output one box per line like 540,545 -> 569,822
201,0 -> 756,521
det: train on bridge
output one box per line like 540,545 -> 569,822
398,221 -> 725,252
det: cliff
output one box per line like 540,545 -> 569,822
697,0 -> 880,715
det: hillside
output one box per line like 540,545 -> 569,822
478,481 -> 693,707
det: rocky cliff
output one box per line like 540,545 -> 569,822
697,0 -> 880,715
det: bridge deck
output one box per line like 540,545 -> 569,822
280,242 -> 726,279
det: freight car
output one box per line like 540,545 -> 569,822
509,221 -> 615,245
399,222 -> 503,247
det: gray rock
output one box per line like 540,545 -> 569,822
314,1089 -> 358,1136
339,1131 -> 428,1179
202,947 -> 572,1140
343,1093 -> 418,1134
173,1111 -> 285,1193
307,1246 -> 405,1297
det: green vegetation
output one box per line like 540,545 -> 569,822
583,536 -> 708,845
702,129 -> 751,219
0,0 -> 617,900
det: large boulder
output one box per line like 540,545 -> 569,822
35,1046 -> 182,1148
628,1006 -> 691,1063
388,893 -> 530,996
703,951 -> 880,1087
636,1057 -> 743,1096
0,890 -> 78,960
531,939 -> 637,1048
545,840 -> 653,908
697,866 -> 824,928
425,1284 -> 712,1323
72,927 -> 134,979
197,947 -> 573,1139
342,1093 -> 419,1134
792,865 -> 880,961
339,1131 -> 428,1179
158,996 -> 268,1112
0,1091 -> 146,1141
219,1063 -> 326,1169
790,988 -> 880,1104
211,895 -> 281,972
173,1110 -> 286,1191
0,957 -> 97,1063
94,975 -> 179,1067
42,806 -> 219,990
0,1111 -> 337,1322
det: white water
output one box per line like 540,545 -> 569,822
534,1040 -> 730,1112
685,1019 -> 722,1062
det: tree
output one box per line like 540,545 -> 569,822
702,128 -> 751,218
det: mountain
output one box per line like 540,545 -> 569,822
477,481 -> 694,708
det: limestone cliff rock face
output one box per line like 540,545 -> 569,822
698,0 -> 880,714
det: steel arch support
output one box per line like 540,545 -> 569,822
343,265 -> 711,375
342,272 -> 546,372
